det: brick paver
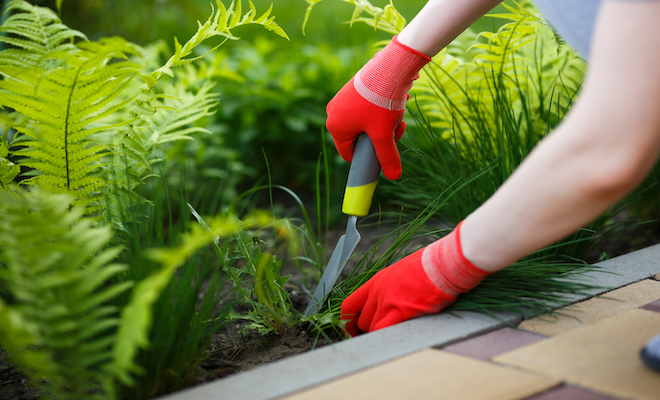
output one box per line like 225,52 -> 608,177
282,349 -> 559,400
518,280 -> 660,336
640,299 -> 660,313
496,309 -> 660,400
524,386 -> 620,400
441,327 -> 546,361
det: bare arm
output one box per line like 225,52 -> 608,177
397,0 -> 502,56
460,1 -> 660,271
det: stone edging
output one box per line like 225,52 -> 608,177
159,244 -> 660,400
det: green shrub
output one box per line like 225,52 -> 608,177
206,37 -> 367,192
0,187 -> 132,399
0,1 -> 298,398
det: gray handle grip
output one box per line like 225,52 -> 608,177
342,134 -> 381,217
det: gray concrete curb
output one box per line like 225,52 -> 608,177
158,244 -> 660,400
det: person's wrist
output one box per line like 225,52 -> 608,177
353,36 -> 431,111
421,222 -> 491,298
391,35 -> 434,60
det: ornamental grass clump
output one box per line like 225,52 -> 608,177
394,1 -> 636,261
330,178 -> 607,319
307,0 -> 631,319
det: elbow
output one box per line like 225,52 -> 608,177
585,152 -> 657,201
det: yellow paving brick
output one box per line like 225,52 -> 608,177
519,279 -> 660,336
280,349 -> 559,400
495,309 -> 660,400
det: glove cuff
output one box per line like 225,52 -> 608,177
353,35 -> 431,111
421,221 -> 491,299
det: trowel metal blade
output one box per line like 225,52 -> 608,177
304,215 -> 361,316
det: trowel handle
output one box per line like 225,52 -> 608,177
342,134 -> 381,217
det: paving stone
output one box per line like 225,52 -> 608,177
158,311 -> 520,400
563,244 -> 660,297
519,280 -> 660,336
495,309 -> 660,400
640,299 -> 660,313
281,349 -> 559,400
524,385 -> 620,400
441,327 -> 546,361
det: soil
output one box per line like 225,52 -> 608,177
194,321 -> 333,386
0,358 -> 38,400
1,219 -> 658,400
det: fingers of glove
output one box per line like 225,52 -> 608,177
340,280 -> 373,337
326,79 -> 364,162
370,132 -> 403,180
340,314 -> 361,338
394,121 -> 406,143
329,132 -> 357,163
355,287 -> 379,334
370,308 -> 407,332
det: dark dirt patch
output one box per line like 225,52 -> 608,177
0,355 -> 38,400
193,322 -> 333,386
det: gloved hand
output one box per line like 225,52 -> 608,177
326,36 -> 431,180
340,222 -> 491,336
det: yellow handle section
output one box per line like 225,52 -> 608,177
342,181 -> 378,217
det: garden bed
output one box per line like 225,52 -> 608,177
1,222 -> 658,400
160,242 -> 660,400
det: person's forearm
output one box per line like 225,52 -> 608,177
459,1 -> 660,272
397,0 -> 502,56
461,117 -> 657,272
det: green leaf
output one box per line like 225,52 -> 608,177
0,187 -> 127,398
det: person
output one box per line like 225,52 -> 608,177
325,0 -> 660,371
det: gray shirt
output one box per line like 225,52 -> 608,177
532,0 -> 601,59
532,0 -> 655,60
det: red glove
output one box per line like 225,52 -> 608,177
340,222 -> 491,336
326,36 -> 431,180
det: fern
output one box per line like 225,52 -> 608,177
0,0 -> 288,219
0,1 -> 292,397
102,80 -> 220,222
0,2 -> 144,213
0,186 -> 253,398
411,0 -> 586,143
0,187 -> 131,399
302,0 -> 406,35
103,0 -> 288,222
0,136 -> 18,188
0,1 -> 86,55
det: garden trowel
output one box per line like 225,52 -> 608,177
304,134 -> 381,316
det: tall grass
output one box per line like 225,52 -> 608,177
110,170 -> 233,399
382,2 -> 635,261
331,174 -> 608,318
313,0 -> 637,320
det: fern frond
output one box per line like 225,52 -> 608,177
2,0 -> 288,221
0,137 -> 18,188
152,0 -> 287,85
1,0 -> 87,54
0,187 -> 130,399
0,5 -> 143,214
144,82 -> 218,145
302,0 -> 405,35
412,0 -> 585,140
